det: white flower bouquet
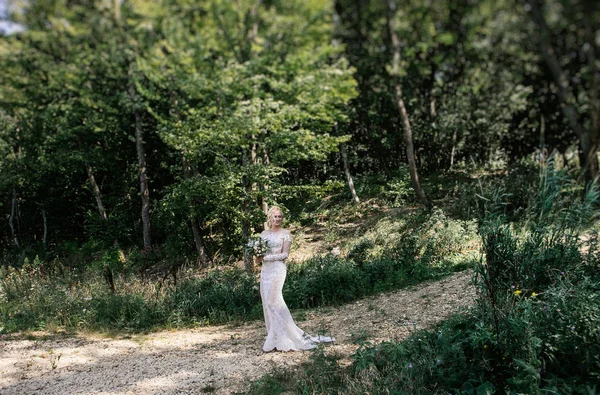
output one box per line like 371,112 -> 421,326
246,235 -> 269,257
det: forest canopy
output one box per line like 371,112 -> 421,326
0,0 -> 598,265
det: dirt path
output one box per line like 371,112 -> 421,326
0,271 -> 475,395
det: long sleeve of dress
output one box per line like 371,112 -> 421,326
263,252 -> 289,262
262,232 -> 291,262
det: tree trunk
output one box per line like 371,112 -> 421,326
103,265 -> 116,294
183,157 -> 209,267
261,149 -> 270,230
133,110 -> 152,249
584,0 -> 599,185
190,219 -> 209,267
450,129 -> 458,169
85,162 -> 108,220
341,144 -> 360,203
113,0 -> 121,24
42,208 -> 48,249
242,140 -> 255,272
240,1 -> 264,271
581,134 -> 598,186
9,189 -> 19,248
427,63 -> 437,119
385,0 -> 432,209
242,219 -> 253,272
429,96 -> 436,118
528,0 -> 597,186
84,158 -> 125,288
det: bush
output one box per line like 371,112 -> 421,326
347,208 -> 478,271
92,294 -> 158,331
166,268 -> 261,324
449,158 -> 546,221
285,256 -> 369,308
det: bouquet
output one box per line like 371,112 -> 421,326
246,235 -> 269,257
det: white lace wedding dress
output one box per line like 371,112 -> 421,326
260,229 -> 335,351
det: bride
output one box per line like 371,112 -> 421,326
256,206 -> 335,352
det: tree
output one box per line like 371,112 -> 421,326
139,0 -> 357,267
384,0 -> 432,208
527,0 -> 599,188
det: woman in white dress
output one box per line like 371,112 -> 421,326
257,206 -> 335,352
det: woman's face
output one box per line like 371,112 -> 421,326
271,210 -> 283,228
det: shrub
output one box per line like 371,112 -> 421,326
166,268 -> 261,324
348,208 -> 478,271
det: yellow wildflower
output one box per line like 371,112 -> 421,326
531,292 -> 537,297
514,289 -> 522,296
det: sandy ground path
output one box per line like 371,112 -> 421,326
0,270 -> 475,395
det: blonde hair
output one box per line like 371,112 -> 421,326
266,206 -> 283,229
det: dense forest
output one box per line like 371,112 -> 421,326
1,0 -> 599,393
1,0 -> 597,261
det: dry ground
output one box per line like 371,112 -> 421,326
0,270 -> 475,395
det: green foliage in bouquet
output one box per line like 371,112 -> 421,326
245,236 -> 269,258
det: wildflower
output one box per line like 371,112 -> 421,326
514,289 -> 522,296
436,359 -> 441,364
408,363 -> 413,368
511,285 -> 515,289
531,292 -> 537,297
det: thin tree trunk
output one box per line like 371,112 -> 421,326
190,220 -> 209,266
183,157 -> 209,266
240,0 -> 263,271
248,1 -> 261,42
85,160 -> 125,290
428,63 -> 437,119
133,110 -> 152,249
246,136 -> 259,271
341,144 -> 360,203
242,141 -> 255,272
103,266 -> 116,294
113,0 -> 121,24
528,0 -> 597,186
9,189 -> 19,248
540,114 -> 546,166
85,162 -> 108,220
261,149 -> 270,230
385,0 -> 432,209
584,0 -> 599,185
242,221 -> 253,271
42,208 -> 48,249
450,129 -> 458,169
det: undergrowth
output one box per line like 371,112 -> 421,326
0,208 -> 475,333
246,163 -> 600,394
